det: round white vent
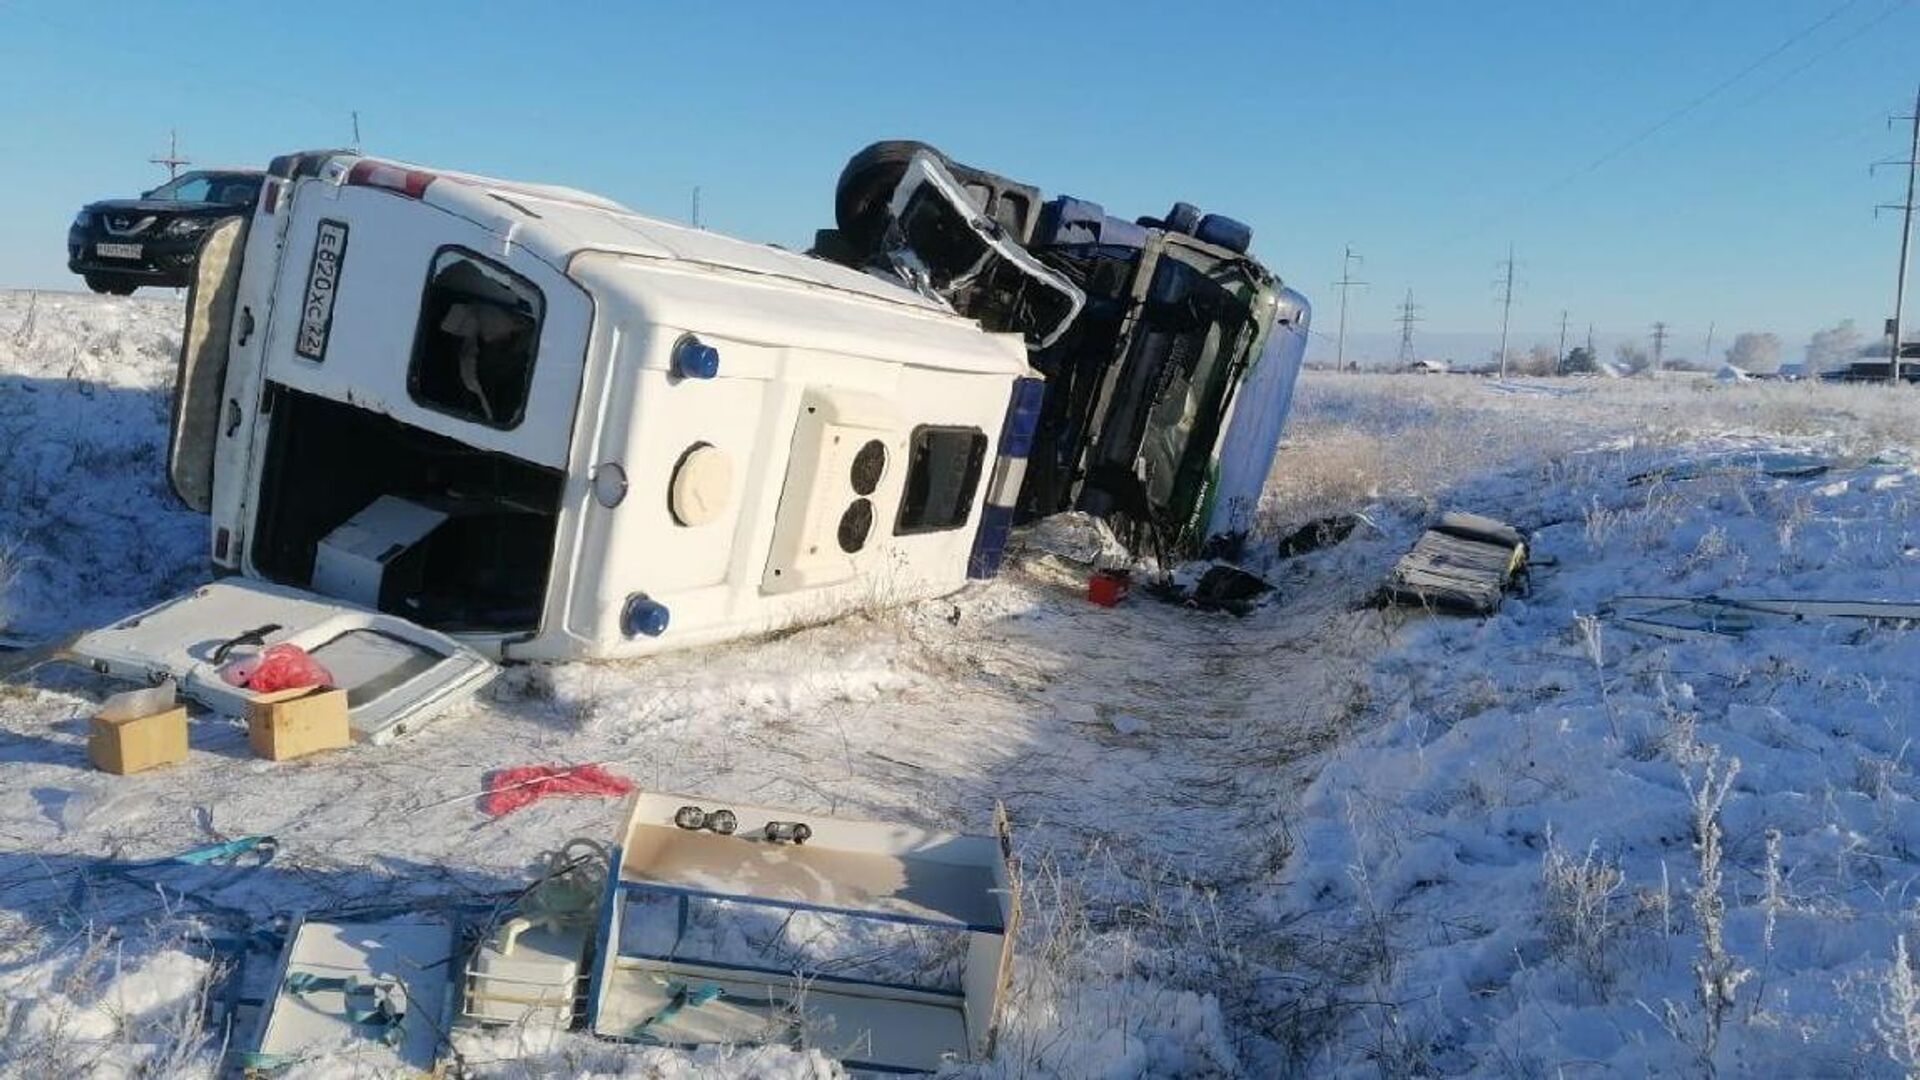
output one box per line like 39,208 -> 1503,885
670,444 -> 733,526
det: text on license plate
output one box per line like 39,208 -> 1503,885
96,243 -> 143,259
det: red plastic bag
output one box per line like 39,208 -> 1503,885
482,763 -> 634,817
220,643 -> 333,693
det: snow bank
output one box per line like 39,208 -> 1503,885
1269,443 -> 1920,1075
0,290 -> 199,635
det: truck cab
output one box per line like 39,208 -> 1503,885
816,141 -> 1299,557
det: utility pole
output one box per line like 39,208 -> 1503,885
1557,310 -> 1570,373
1874,83 -> 1919,384
148,129 -> 190,182
351,111 -> 362,153
1701,321 -> 1716,371
691,186 -> 703,229
1395,288 -> 1423,367
1651,321 -> 1670,373
1333,245 -> 1367,371
1587,323 -> 1596,357
1494,244 -> 1518,378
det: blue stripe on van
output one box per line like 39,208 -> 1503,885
999,377 -> 1046,459
967,503 -> 1017,580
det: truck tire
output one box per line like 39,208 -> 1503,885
835,140 -> 947,255
84,274 -> 138,296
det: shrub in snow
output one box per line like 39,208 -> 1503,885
1875,936 -> 1920,1076
1540,830 -> 1629,998
1681,750 -> 1749,1071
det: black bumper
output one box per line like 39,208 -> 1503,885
67,229 -> 201,285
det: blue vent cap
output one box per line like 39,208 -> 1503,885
622,594 -> 671,637
673,336 -> 720,380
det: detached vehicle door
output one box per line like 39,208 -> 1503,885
169,215 -> 248,511
71,579 -> 495,743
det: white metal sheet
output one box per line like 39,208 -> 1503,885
71,579 -> 495,742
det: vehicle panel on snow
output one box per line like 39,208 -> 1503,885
70,579 -> 495,742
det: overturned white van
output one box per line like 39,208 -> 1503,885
69,151 -> 1040,736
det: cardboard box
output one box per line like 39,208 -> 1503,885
89,705 -> 189,775
248,687 -> 351,761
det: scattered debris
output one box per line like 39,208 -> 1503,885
245,914 -> 454,1073
1604,594 -> 1920,640
1088,569 -> 1133,608
482,763 -> 634,818
220,641 -> 332,694
1628,450 -> 1832,486
1383,512 -> 1528,615
1149,563 -> 1275,616
247,686 -> 350,762
88,679 -> 186,775
1274,513 -> 1361,560
588,793 -> 1019,1072
1017,511 -> 1131,568
463,839 -> 607,1028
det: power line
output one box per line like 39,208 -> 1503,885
1395,288 -> 1423,366
1333,245 -> 1367,372
1538,0 -> 1864,198
1415,0 -> 1900,261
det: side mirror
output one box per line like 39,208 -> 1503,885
140,189 -> 155,199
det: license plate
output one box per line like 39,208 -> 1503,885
96,243 -> 143,259
295,220 -> 349,362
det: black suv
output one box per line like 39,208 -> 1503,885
68,169 -> 263,294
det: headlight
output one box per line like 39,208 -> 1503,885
163,218 -> 213,239
71,212 -> 89,229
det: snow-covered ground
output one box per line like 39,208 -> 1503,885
4,289 -> 1920,1077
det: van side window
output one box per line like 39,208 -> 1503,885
895,425 -> 988,534
408,248 -> 544,430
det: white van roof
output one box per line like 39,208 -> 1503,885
325,153 -> 959,320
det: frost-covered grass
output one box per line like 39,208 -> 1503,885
1263,373 -> 1920,1076
6,292 -> 1920,1076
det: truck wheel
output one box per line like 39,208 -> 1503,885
834,140 -> 946,253
84,274 -> 137,296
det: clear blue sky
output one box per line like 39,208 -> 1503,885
3,1 -> 1916,360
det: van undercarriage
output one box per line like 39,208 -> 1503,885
250,386 -> 563,634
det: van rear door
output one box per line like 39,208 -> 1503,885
71,579 -> 495,743
169,216 -> 249,512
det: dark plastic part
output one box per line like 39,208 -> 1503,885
1163,202 -> 1203,235
673,335 -> 720,380
1034,196 -> 1106,247
622,594 -> 670,637
1195,213 -> 1252,254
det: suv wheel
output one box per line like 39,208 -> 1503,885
84,274 -> 138,296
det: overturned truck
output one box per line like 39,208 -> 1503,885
815,140 -> 1310,559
